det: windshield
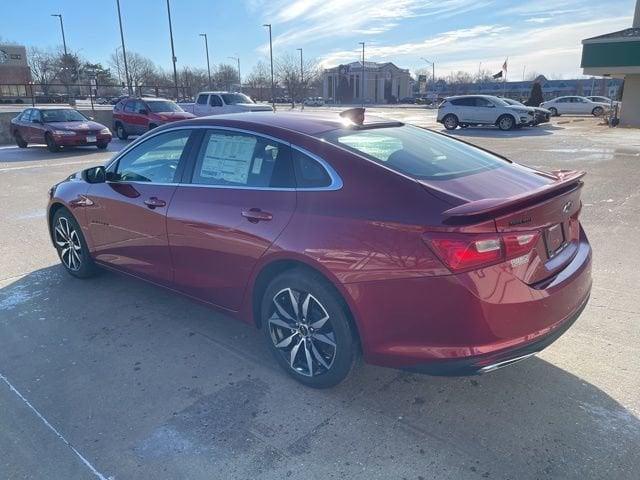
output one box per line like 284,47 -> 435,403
324,125 -> 507,180
146,100 -> 183,113
221,93 -> 254,105
41,109 -> 87,123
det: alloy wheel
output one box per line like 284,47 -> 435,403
54,216 -> 82,271
267,287 -> 337,377
499,116 -> 514,130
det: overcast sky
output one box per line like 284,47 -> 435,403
1,0 -> 634,79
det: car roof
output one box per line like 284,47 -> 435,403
196,91 -> 240,95
174,111 -> 399,136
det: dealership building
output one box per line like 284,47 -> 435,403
0,44 -> 31,98
322,61 -> 411,104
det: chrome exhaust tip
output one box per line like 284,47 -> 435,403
478,352 -> 537,374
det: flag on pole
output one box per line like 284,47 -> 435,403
492,70 -> 503,79
502,58 -> 508,73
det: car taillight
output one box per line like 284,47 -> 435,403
423,231 -> 539,273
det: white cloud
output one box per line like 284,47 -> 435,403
319,15 -> 633,78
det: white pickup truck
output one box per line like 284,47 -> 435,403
179,91 -> 273,117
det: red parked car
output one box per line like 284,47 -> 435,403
11,107 -> 112,152
47,110 -> 592,387
112,97 -> 195,140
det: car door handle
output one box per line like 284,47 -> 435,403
144,197 -> 167,209
241,208 -> 273,223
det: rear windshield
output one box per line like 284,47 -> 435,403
146,100 -> 183,113
323,125 -> 507,180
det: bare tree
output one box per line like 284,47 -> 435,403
275,53 -> 320,106
109,50 -> 157,92
245,60 -> 271,100
214,63 -> 238,91
27,47 -> 59,93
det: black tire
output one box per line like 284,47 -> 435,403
14,132 -> 27,148
549,107 -> 558,117
442,114 -> 458,130
592,106 -> 604,117
115,123 -> 128,140
51,207 -> 99,279
96,142 -> 109,150
261,269 -> 357,388
45,133 -> 60,152
497,114 -> 515,131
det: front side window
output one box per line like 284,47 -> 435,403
112,129 -> 192,183
324,125 -> 508,181
191,130 -> 294,188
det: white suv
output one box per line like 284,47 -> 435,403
437,95 -> 534,131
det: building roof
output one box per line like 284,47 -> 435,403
324,61 -> 409,73
583,28 -> 640,44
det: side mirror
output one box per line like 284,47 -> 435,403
138,109 -> 148,115
82,165 -> 106,184
88,116 -> 95,120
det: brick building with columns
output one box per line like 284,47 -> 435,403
322,61 -> 410,104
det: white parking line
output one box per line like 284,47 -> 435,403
0,372 -> 111,480
0,159 -> 99,172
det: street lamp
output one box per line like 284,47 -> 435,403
115,0 -> 132,95
359,42 -> 365,107
297,48 -> 303,104
421,57 -> 436,98
166,0 -> 179,99
263,24 -> 275,109
199,33 -> 212,90
228,56 -> 241,92
51,14 -> 71,103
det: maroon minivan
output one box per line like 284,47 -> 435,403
47,110 -> 591,387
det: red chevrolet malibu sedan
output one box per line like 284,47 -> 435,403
47,110 -> 591,387
11,107 -> 112,152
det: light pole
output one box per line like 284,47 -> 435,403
115,0 -> 132,95
199,33 -> 212,90
228,56 -> 241,92
166,0 -> 179,99
263,24 -> 275,109
297,48 -> 304,103
51,14 -> 72,103
359,42 -> 365,107
51,14 -> 68,55
421,57 -> 435,99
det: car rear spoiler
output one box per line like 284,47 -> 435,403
442,170 -> 586,218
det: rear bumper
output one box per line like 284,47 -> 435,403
344,230 -> 592,373
403,294 -> 588,375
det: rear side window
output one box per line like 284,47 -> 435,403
292,150 -> 331,188
450,97 -> 475,107
196,94 -> 208,105
123,101 -> 136,113
324,125 -> 507,181
191,130 -> 294,188
209,95 -> 223,107
20,109 -> 32,121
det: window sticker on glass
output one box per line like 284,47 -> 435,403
201,134 -> 256,184
252,156 -> 263,175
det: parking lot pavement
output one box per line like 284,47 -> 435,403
1,114 -> 639,480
